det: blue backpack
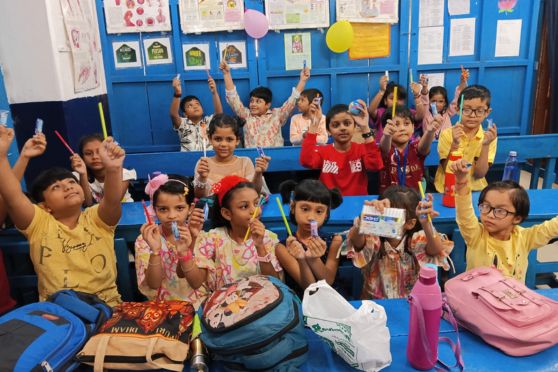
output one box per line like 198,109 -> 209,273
0,290 -> 112,371
200,275 -> 308,371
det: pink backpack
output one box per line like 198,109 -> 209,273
445,267 -> 558,356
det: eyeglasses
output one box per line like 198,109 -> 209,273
462,108 -> 488,116
478,203 -> 515,219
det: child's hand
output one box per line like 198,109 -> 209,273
188,205 -> 205,239
140,223 -> 162,255
21,133 -> 47,159
286,236 -> 306,260
351,99 -> 370,130
219,61 -> 230,75
208,76 -> 217,94
482,124 -> 497,145
0,125 -> 15,156
364,198 -> 390,213
70,154 -> 87,176
249,218 -> 265,247
305,236 -> 326,259
379,75 -> 388,92
383,119 -> 396,136
255,156 -> 271,174
99,137 -> 125,169
425,114 -> 443,133
416,193 -> 440,225
411,82 -> 422,97
172,76 -> 182,96
308,100 -> 323,133
175,224 -> 193,256
419,74 -> 429,95
300,67 -> 310,82
452,123 -> 464,147
449,159 -> 471,183
197,157 -> 210,180
459,66 -> 470,88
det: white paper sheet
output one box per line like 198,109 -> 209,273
419,0 -> 444,27
449,18 -> 476,56
495,19 -> 522,57
424,73 -> 445,90
418,26 -> 444,65
448,0 -> 470,15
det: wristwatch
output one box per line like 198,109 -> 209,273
361,130 -> 375,139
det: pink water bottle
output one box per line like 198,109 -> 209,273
407,266 -> 442,370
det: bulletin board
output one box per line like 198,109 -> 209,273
103,0 -> 171,34
179,0 -> 245,34
336,0 -> 399,24
265,0 -> 330,30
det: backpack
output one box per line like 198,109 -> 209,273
445,267 -> 558,356
77,300 -> 195,371
0,290 -> 112,371
200,275 -> 308,371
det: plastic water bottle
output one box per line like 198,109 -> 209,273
407,266 -> 442,370
502,151 -> 520,183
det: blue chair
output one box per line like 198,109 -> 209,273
1,240 -> 38,306
114,238 -> 134,302
525,249 -> 558,289
449,228 -> 468,277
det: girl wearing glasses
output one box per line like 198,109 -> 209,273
451,159 -> 558,283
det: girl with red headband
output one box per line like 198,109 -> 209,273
182,175 -> 282,292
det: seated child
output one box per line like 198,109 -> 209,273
289,88 -> 328,145
300,101 -> 383,196
135,174 -> 208,308
378,105 -> 440,194
451,159 -> 558,282
275,179 -> 343,297
434,85 -> 498,193
170,74 -> 223,151
71,133 -> 136,206
346,185 -> 453,299
0,125 -> 124,306
182,176 -> 283,292
194,114 -> 270,198
220,61 -> 310,147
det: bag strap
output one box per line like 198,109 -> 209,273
50,291 -> 101,324
93,335 -> 111,372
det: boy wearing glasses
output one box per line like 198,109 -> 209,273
434,85 -> 497,192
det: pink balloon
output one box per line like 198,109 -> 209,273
244,9 -> 269,39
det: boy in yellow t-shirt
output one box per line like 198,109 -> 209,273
0,125 -> 125,306
434,85 -> 498,193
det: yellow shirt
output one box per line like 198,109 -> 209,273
434,126 -> 497,192
456,191 -> 558,282
20,205 -> 121,306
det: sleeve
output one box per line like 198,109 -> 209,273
448,85 -> 464,117
19,205 -> 48,239
362,141 -> 384,171
289,115 -> 303,145
437,128 -> 452,161
122,168 -> 137,181
487,136 -> 497,164
263,230 -> 283,272
317,115 -> 329,145
410,231 -> 454,271
300,133 -> 324,169
193,231 -> 216,272
273,87 -> 300,127
134,235 -> 156,298
455,190 -> 483,249
82,204 -> 117,231
524,216 -> 558,251
344,218 -> 382,268
225,88 -> 250,119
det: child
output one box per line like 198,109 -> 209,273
170,75 -> 223,151
378,105 -> 441,194
220,61 -> 310,147
135,174 -> 208,308
451,159 -> 558,282
0,125 -> 125,306
289,88 -> 328,145
193,114 -> 270,198
182,176 -> 283,292
275,180 -> 343,296
300,101 -> 383,196
421,67 -> 469,138
434,85 -> 498,193
71,133 -> 137,206
346,185 -> 454,299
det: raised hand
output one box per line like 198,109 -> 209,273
255,156 -> 271,174
383,119 -> 397,136
305,236 -> 326,259
249,218 -> 266,247
425,114 -> 443,133
175,224 -> 193,256
452,123 -> 465,147
219,61 -> 230,74
364,198 -> 391,213
300,67 -> 311,82
140,223 -> 162,255
351,99 -> 370,130
379,75 -> 388,92
0,125 -> 15,157
99,137 -> 125,169
187,205 -> 205,239
419,74 -> 429,95
21,133 -> 47,159
208,76 -> 217,94
70,154 -> 87,176
416,193 -> 440,226
196,157 -> 210,180
449,158 -> 471,183
482,124 -> 497,146
411,82 -> 422,97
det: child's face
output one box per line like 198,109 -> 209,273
82,140 -> 103,171
210,126 -> 239,160
391,116 -> 414,146
297,95 -> 310,114
221,187 -> 259,230
385,93 -> 405,108
327,112 -> 355,145
460,98 -> 491,131
249,96 -> 271,116
478,190 -> 521,235
154,192 -> 190,229
183,99 -> 203,120
41,178 -> 85,212
292,201 -> 327,235
430,93 -> 446,113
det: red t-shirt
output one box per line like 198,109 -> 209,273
379,140 -> 426,194
300,133 -> 383,196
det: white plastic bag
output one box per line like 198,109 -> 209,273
302,280 -> 391,372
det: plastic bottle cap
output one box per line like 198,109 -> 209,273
419,266 -> 437,284
509,151 -> 517,157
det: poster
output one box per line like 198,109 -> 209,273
449,18 -> 475,56
424,72 -> 445,90
143,38 -> 173,65
266,0 -> 329,30
219,41 -> 247,68
419,0 -> 444,27
284,33 -> 311,71
59,0 -> 101,93
495,19 -> 522,57
183,43 -> 211,70
179,0 -> 244,33
103,0 -> 171,34
448,0 -> 470,16
348,23 -> 390,60
418,26 -> 444,64
337,0 -> 399,24
112,41 -> 142,68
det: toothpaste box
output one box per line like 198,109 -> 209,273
358,205 -> 406,239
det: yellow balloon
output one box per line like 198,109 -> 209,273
326,21 -> 354,53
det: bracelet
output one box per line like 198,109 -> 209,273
180,260 -> 197,273
257,252 -> 273,263
174,94 -> 181,98
150,250 -> 160,256
178,251 -> 193,263
193,178 -> 210,189
361,130 -> 375,139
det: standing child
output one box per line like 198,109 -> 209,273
300,101 -> 383,196
182,176 -> 283,292
193,114 -> 270,198
289,88 -> 328,145
170,75 -> 223,151
346,185 -> 454,299
135,174 -> 208,308
0,126 -> 125,306
220,61 -> 310,147
378,105 -> 441,194
71,133 -> 136,206
434,85 -> 498,193
451,160 -> 558,282
275,180 -> 343,296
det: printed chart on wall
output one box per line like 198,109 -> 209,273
337,0 -> 399,24
103,0 -> 171,34
219,41 -> 246,68
179,0 -> 244,33
265,0 -> 329,30
112,41 -> 142,68
143,38 -> 173,65
183,43 -> 211,70
284,33 -> 311,70
59,0 -> 101,92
